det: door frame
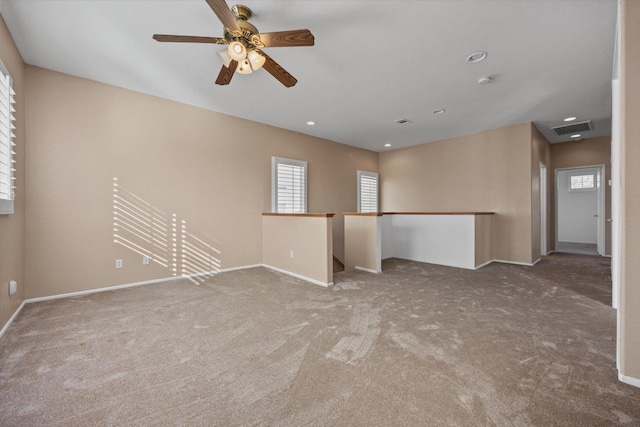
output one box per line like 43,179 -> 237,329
554,164 -> 606,256
540,162 -> 548,256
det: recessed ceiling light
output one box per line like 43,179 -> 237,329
384,143 -> 392,147
466,51 -> 487,63
432,109 -> 446,115
478,76 -> 492,84
394,118 -> 412,125
306,121 -> 316,126
571,134 -> 582,138
564,117 -> 577,122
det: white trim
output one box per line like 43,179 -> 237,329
220,264 -> 263,273
493,258 -> 540,267
0,300 -> 26,339
180,264 -> 261,280
271,156 -> 308,213
555,165 -> 606,257
474,259 -> 494,270
0,263 -> 280,340
25,275 -> 184,304
355,266 -> 381,274
619,373 -> 640,389
540,162 -> 548,256
262,264 -> 333,287
613,0 -> 622,369
26,264 -> 265,302
357,170 -> 379,213
379,257 -> 541,269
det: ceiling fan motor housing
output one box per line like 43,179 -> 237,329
231,4 -> 251,21
224,5 -> 259,45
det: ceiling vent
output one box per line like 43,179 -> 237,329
551,120 -> 592,136
395,118 -> 412,125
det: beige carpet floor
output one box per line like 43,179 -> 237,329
1,253 -> 639,426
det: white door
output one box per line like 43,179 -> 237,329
555,166 -> 605,255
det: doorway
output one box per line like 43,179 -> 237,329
540,162 -> 548,256
555,165 -> 605,256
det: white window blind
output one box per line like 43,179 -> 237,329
0,62 -> 16,213
272,157 -> 307,213
358,171 -> 378,213
570,174 -> 595,191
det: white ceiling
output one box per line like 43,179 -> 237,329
0,0 -> 617,152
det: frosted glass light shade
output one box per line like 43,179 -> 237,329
237,58 -> 253,74
247,50 -> 266,70
228,41 -> 247,61
217,49 -> 234,67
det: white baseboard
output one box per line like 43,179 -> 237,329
0,263 -> 266,340
181,264 -> 262,281
474,260 -> 494,270
26,263 -> 265,304
493,259 -> 539,267
619,373 -> 640,388
26,275 -> 184,304
220,264 -> 263,273
0,300 -> 27,340
355,266 -> 381,274
262,264 -> 333,287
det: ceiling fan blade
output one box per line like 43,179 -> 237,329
257,29 -> 315,47
257,50 -> 297,88
205,0 -> 241,32
153,34 -> 228,44
215,60 -> 237,85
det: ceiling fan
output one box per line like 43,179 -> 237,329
153,0 -> 314,87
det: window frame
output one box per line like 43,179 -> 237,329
0,59 -> 15,215
568,173 -> 596,193
271,156 -> 308,213
357,170 -> 379,213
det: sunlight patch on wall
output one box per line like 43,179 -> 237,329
113,177 -> 221,284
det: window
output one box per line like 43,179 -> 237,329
272,157 -> 307,213
358,171 -> 378,212
569,174 -> 595,192
0,60 -> 16,215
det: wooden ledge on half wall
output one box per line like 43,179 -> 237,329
262,212 -> 335,217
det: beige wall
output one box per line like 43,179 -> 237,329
620,0 -> 640,382
550,136 -> 612,255
379,122 -> 534,264
262,214 -> 333,285
531,124 -> 551,259
24,66 -> 377,298
344,214 -> 381,272
0,15 -> 25,329
474,214 -> 493,267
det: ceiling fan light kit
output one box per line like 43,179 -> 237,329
152,0 -> 315,87
248,50 -> 266,70
217,49 -> 233,67
237,58 -> 252,74
228,41 -> 247,61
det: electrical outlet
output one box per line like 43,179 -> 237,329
8,280 -> 17,296
290,250 -> 294,259
142,256 -> 150,265
115,259 -> 123,269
